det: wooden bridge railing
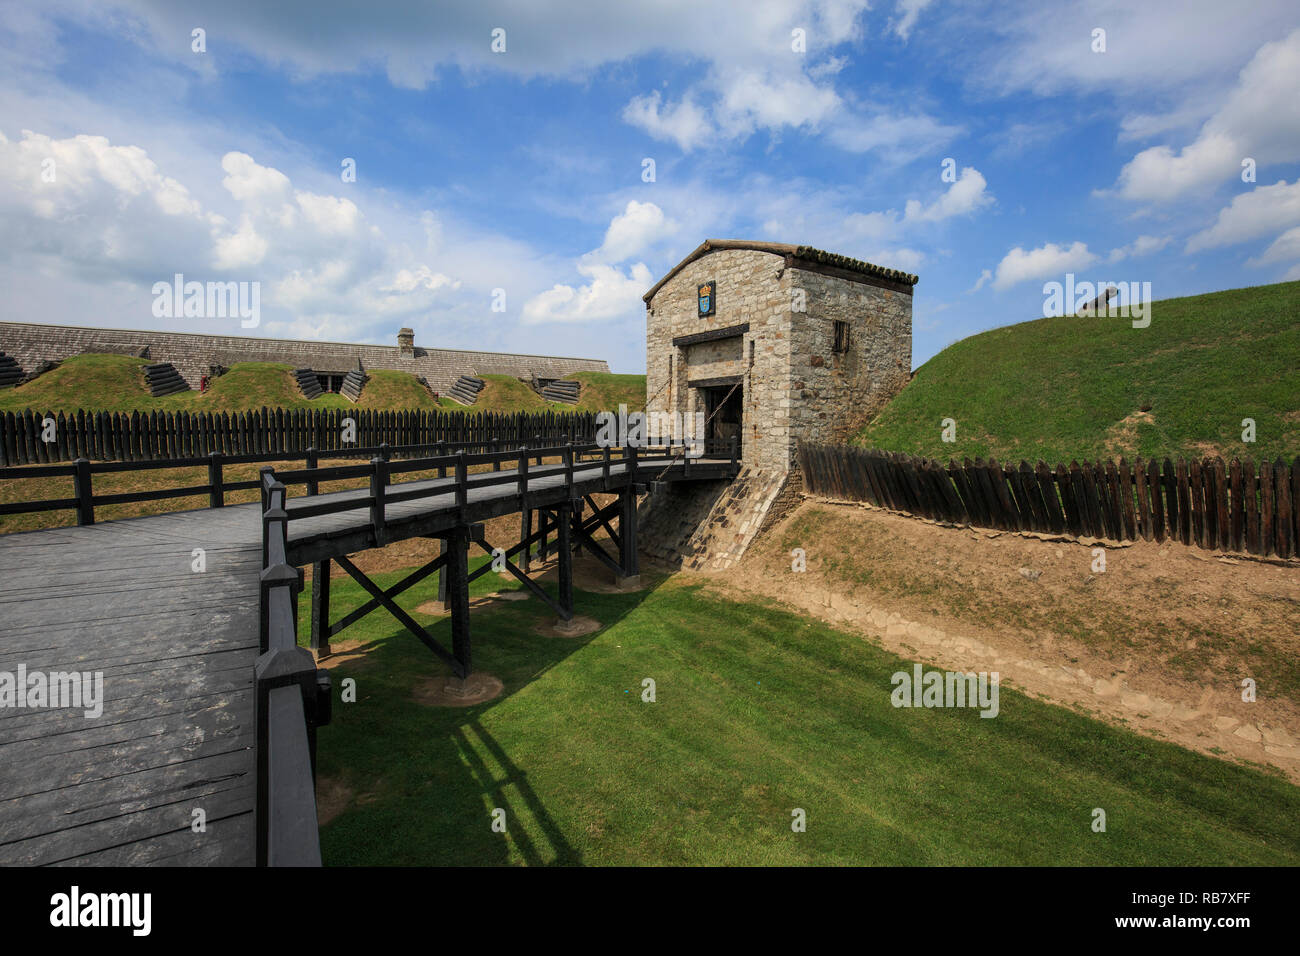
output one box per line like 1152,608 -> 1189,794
266,438 -> 739,532
0,437 -> 585,525
255,470 -> 331,866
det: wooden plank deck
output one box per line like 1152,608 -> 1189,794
0,508 -> 262,865
0,453 -> 730,865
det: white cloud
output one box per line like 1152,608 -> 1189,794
1114,30 -> 1300,201
383,265 -> 459,294
213,216 -> 268,269
593,200 -> 677,263
891,0 -> 936,41
85,0 -> 873,86
522,261 -> 653,324
823,110 -> 960,160
0,128 -> 218,276
807,55 -> 848,79
296,191 -> 361,236
0,129 -> 478,336
993,241 -> 1098,289
903,166 -> 992,222
1185,179 -> 1300,252
961,0 -> 1299,99
221,151 -> 292,205
712,68 -> 842,139
1115,134 -> 1239,203
1107,234 -> 1172,262
968,268 -> 992,293
1248,226 -> 1300,267
622,92 -> 714,152
522,199 -> 673,324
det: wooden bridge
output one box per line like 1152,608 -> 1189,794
0,440 -> 737,866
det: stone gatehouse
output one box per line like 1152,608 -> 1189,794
639,239 -> 916,568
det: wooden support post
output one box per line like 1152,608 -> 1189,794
446,526 -> 472,677
602,445 -> 611,489
73,457 -> 94,526
436,536 -> 448,609
208,452 -> 225,508
520,508 -> 533,573
538,508 -> 549,562
563,442 -> 574,497
571,496 -> 584,557
310,559 -> 331,656
619,483 -> 641,586
557,500 -> 574,621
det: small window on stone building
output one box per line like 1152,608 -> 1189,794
832,320 -> 850,354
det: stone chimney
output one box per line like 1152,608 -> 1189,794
398,327 -> 414,355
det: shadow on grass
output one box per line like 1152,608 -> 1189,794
303,550 -> 668,866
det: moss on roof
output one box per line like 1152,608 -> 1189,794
792,245 -> 920,286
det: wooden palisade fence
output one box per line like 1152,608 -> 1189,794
0,407 -> 598,466
798,444 -> 1300,560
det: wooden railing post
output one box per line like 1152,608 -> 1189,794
563,442 -> 574,497
517,446 -> 529,507
208,451 -> 225,508
73,458 -> 94,526
533,434 -> 542,466
455,451 -> 468,521
370,456 -> 388,544
492,437 -> 501,472
602,445 -> 611,489
305,447 -> 318,497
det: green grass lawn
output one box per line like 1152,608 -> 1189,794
857,280 -> 1300,464
569,371 -> 646,413
0,355 -> 645,416
0,354 -> 442,413
303,559 -> 1300,866
435,372 -> 647,414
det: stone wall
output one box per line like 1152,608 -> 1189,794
639,466 -> 793,571
786,270 -> 912,448
645,247 -> 792,473
641,240 -> 913,570
0,321 -> 609,392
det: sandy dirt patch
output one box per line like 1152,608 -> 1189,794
413,673 -> 504,707
533,614 -> 602,639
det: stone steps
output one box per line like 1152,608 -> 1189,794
540,379 -> 581,404
293,368 -> 323,400
142,362 -> 190,397
446,374 -> 485,406
339,368 -> 366,403
0,352 -> 23,389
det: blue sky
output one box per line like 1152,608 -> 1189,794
1,0 -> 1298,372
